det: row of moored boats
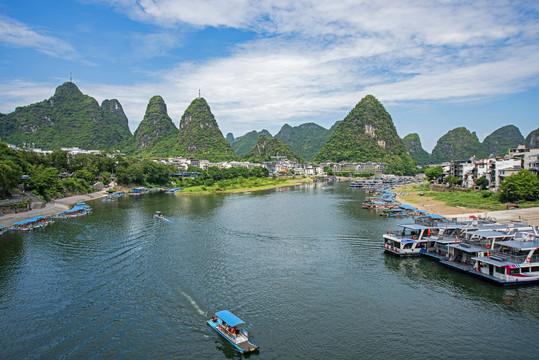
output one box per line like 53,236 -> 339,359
383,215 -> 539,285
1,202 -> 92,234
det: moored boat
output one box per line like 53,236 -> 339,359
383,224 -> 436,256
207,310 -> 259,353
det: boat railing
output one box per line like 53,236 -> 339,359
493,253 -> 539,264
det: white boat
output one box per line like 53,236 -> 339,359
383,224 -> 436,256
440,229 -> 539,285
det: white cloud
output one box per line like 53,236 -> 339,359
2,0 -> 538,141
0,15 -> 79,59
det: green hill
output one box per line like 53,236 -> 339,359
403,133 -> 431,165
314,95 -> 414,174
275,122 -> 334,161
174,97 -> 237,161
482,125 -> 525,156
0,82 -> 133,150
243,134 -> 303,163
134,95 -> 178,154
525,128 -> 539,148
431,127 -> 489,163
228,129 -> 272,157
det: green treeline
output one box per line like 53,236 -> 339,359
0,141 -> 271,202
0,142 -> 173,201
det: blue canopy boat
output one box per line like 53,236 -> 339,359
207,310 -> 258,353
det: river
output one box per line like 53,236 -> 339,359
1,182 -> 537,359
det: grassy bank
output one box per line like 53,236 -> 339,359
399,183 -> 539,211
177,177 -> 307,195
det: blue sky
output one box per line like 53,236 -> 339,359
1,0 -> 538,152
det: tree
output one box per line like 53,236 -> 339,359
444,175 -> 459,187
28,165 -> 61,200
499,170 -> 539,202
0,160 -> 22,197
424,166 -> 443,182
476,176 -> 489,190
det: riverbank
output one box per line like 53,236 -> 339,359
395,189 -> 539,226
0,178 -> 311,226
0,190 -> 109,227
175,177 -> 309,195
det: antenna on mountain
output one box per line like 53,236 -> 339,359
198,89 -> 201,98
70,72 -> 72,83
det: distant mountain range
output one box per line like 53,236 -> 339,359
0,82 -> 536,167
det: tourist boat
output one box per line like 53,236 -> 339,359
9,216 -> 53,231
165,187 -> 183,194
55,203 -> 92,219
207,310 -> 259,353
383,224 -> 438,256
469,238 -> 539,285
440,229 -> 539,285
129,187 -> 149,195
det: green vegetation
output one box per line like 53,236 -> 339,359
169,165 -> 271,193
275,123 -> 335,161
0,141 -> 173,201
443,175 -> 459,187
243,135 -> 304,163
476,176 -> 489,190
430,127 -> 489,163
424,166 -> 443,182
482,125 -> 524,157
499,169 -> 539,203
178,177 -> 297,195
401,183 -> 506,211
174,97 -> 238,161
0,82 -> 133,150
401,180 -> 539,211
314,95 -> 416,175
403,133 -> 431,165
134,95 -> 178,151
228,130 -> 273,157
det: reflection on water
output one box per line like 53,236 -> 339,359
0,183 -> 537,359
383,254 -> 539,314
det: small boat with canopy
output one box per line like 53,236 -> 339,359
207,310 -> 258,353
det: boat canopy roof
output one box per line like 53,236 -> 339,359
496,240 -> 539,251
11,216 -> 49,225
447,243 -> 484,253
215,310 -> 245,327
398,204 -> 416,210
397,224 -> 432,231
467,230 -> 515,239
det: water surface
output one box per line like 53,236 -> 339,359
1,182 -> 537,359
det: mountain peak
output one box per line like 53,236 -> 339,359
175,97 -> 237,161
134,95 -> 177,150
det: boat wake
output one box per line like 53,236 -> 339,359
181,291 -> 207,316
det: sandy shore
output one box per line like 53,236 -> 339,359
0,190 -> 109,227
395,191 -> 539,226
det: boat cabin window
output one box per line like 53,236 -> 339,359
403,243 -> 413,249
532,266 -> 539,272
520,267 -> 530,273
495,267 -> 505,274
509,268 -> 520,275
